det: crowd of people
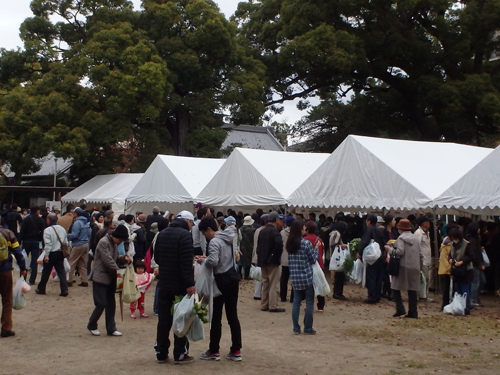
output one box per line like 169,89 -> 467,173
0,201 -> 499,365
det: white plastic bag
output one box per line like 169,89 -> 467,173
443,292 -> 467,316
362,240 -> 381,265
64,258 -> 71,273
419,271 -> 427,298
22,249 -> 30,269
329,245 -> 349,271
173,294 -> 196,338
37,251 -> 45,265
195,262 -> 221,298
13,277 -> 27,310
249,265 -> 262,282
186,316 -> 205,341
350,259 -> 364,284
482,249 -> 490,267
312,261 -> 331,296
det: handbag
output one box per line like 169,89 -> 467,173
52,226 -> 70,258
450,263 -> 466,278
387,250 -> 400,276
214,245 -> 241,289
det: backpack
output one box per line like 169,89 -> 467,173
0,231 -> 9,264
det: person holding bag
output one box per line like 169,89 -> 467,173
35,213 -> 69,297
329,221 -> 348,300
390,219 -> 421,319
447,228 -> 474,315
197,217 -> 242,362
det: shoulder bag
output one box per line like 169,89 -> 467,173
387,249 -> 400,276
52,226 -> 70,258
214,245 -> 241,289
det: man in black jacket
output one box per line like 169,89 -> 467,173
358,214 -> 386,304
19,206 -> 46,285
146,206 -> 163,250
154,210 -> 196,365
257,211 -> 285,313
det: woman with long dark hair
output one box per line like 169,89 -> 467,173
286,220 -> 317,335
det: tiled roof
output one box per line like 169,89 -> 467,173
221,124 -> 284,152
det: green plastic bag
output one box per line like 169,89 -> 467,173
121,264 -> 141,303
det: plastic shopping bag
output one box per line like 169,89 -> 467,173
116,269 -> 126,291
186,316 -> 205,341
64,258 -> 71,273
122,263 -> 141,303
13,277 -> 27,310
173,294 -> 196,338
419,271 -> 427,298
362,240 -> 381,265
37,251 -> 45,265
482,249 -> 490,267
329,245 -> 349,271
312,261 -> 331,296
443,292 -> 467,316
22,250 -> 30,269
249,265 -> 262,282
350,259 -> 364,284
195,263 -> 221,298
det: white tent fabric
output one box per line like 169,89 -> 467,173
287,135 -> 493,210
126,155 -> 225,204
196,148 -> 330,207
61,173 -> 143,214
434,145 -> 500,213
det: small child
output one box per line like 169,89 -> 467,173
130,260 -> 155,319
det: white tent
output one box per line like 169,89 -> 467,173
61,173 -> 143,214
287,135 -> 493,211
125,155 -> 225,214
434,145 -> 500,214
196,148 -> 330,208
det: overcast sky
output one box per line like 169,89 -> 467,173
0,0 -> 305,126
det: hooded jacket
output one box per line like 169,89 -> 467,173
153,218 -> 194,294
67,216 -> 91,247
204,229 -> 236,275
391,231 -> 421,291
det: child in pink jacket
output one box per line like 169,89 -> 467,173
130,260 -> 155,318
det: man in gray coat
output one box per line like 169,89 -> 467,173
87,225 -> 130,337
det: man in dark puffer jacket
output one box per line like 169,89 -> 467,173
154,210 -> 196,365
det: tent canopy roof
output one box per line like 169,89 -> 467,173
62,173 -> 143,204
287,135 -> 492,210
196,148 -> 330,206
126,155 -> 225,203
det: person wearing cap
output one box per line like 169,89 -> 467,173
35,213 -> 69,297
390,219 -> 421,318
146,206 -> 163,251
154,210 -> 196,364
280,215 -> 295,303
192,208 -> 208,256
414,216 -> 433,301
252,214 -> 268,300
67,207 -> 91,287
239,216 -> 255,280
358,214 -> 386,304
19,206 -> 46,285
257,211 -> 285,312
87,224 -> 131,336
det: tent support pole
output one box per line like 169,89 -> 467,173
432,206 -> 440,296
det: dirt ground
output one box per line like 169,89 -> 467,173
3,271 -> 500,375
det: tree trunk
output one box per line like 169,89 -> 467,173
171,113 -> 190,156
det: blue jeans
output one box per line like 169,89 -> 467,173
24,241 -> 41,284
292,284 -> 314,333
454,282 -> 471,313
471,268 -> 485,302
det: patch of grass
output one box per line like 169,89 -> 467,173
405,360 -> 428,369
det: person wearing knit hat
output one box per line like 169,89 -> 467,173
390,219 -> 421,319
87,224 -> 131,337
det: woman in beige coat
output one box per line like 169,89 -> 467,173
391,219 -> 421,319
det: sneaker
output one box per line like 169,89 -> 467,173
293,330 -> 301,335
226,350 -> 242,361
59,291 -> 68,297
174,355 -> 195,364
200,351 -> 221,361
140,313 -> 149,318
1,330 -> 15,338
88,329 -> 100,336
108,331 -> 122,336
304,329 -> 317,335
317,308 -> 324,312
130,313 -> 136,319
35,289 -> 45,295
156,354 -> 168,363
425,297 -> 434,302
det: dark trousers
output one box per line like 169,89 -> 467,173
392,289 -> 418,317
88,280 -> 117,334
382,263 -> 391,296
0,270 -> 13,332
210,280 -> 242,353
24,240 -> 41,284
366,258 -> 384,302
440,274 -> 451,310
37,251 -> 68,293
280,266 -> 294,302
156,286 -> 189,360
317,295 -> 325,309
333,271 -> 345,296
